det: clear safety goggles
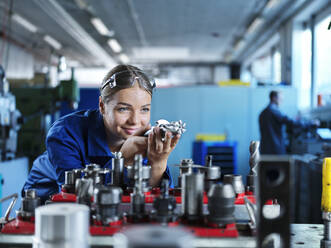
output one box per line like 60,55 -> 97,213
101,70 -> 156,91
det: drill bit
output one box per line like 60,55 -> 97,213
249,141 -> 260,175
246,141 -> 260,193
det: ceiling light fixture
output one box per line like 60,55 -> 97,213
44,35 -> 62,50
119,54 -> 129,64
35,0 -> 116,67
247,17 -> 264,34
90,17 -> 112,36
108,39 -> 122,53
265,0 -> 281,10
234,39 -> 246,51
12,13 -> 38,33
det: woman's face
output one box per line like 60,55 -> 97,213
99,82 -> 152,140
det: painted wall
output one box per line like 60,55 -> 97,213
151,86 -> 298,185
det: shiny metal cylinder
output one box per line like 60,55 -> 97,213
223,174 -> 245,194
65,171 -> 75,185
181,173 -> 204,218
33,203 -> 89,248
205,166 -> 221,180
127,165 -> 151,179
112,155 -> 124,186
178,159 -> 194,188
114,225 -> 194,248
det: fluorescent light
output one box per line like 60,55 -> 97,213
44,35 -> 62,50
234,40 -> 246,51
12,14 -> 38,33
247,17 -> 264,34
91,17 -> 111,36
265,0 -> 281,10
119,54 -> 130,64
108,39 -> 122,53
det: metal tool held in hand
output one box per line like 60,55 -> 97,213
144,119 -> 186,141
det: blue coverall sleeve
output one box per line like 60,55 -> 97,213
272,108 -> 310,129
46,120 -> 84,185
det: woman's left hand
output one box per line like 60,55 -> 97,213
147,127 -> 180,186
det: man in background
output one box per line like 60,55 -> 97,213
259,90 -> 319,154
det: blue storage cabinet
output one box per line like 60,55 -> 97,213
193,141 -> 238,175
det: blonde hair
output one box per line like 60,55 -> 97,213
100,64 -> 154,103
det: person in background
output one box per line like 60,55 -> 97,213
23,64 -> 180,202
259,90 -> 319,154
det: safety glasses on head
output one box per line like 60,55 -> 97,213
101,70 -> 156,91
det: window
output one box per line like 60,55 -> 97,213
251,53 -> 272,84
272,49 -> 281,83
294,26 -> 312,110
314,15 -> 331,105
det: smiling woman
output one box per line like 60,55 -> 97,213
22,65 -> 180,202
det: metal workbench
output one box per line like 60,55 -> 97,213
0,224 -> 323,248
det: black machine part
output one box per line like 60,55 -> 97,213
152,179 -> 177,223
62,170 -> 81,193
207,184 -> 235,225
130,154 -> 147,220
93,185 -> 123,224
257,155 -> 292,248
111,152 -> 125,187
17,189 -> 41,219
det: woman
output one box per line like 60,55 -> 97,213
23,64 -> 180,202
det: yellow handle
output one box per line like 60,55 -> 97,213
322,158 -> 331,212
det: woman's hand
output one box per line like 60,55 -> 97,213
147,127 -> 180,186
119,136 -> 148,165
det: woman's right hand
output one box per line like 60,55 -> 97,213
119,136 -> 148,165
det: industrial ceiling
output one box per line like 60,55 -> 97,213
0,0 -> 327,68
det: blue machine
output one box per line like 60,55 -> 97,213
193,141 -> 238,175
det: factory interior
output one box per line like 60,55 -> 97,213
0,0 -> 331,247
